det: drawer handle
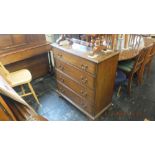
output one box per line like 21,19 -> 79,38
81,77 -> 88,84
80,90 -> 87,97
57,53 -> 63,58
81,102 -> 87,109
59,87 -> 65,93
58,65 -> 64,71
60,77 -> 64,82
81,64 -> 88,71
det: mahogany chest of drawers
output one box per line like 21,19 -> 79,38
51,43 -> 119,120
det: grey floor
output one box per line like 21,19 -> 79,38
24,59 -> 155,121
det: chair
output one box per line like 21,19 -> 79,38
118,47 -> 147,95
127,34 -> 142,50
0,62 -> 40,105
97,34 -> 117,50
145,43 -> 155,77
138,44 -> 154,84
80,34 -> 116,50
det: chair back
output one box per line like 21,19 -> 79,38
126,34 -> 142,50
147,43 -> 155,60
132,47 -> 147,73
143,43 -> 154,65
99,34 -> 116,50
0,62 -> 10,81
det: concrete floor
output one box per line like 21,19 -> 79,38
24,59 -> 155,121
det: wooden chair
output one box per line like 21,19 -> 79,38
118,47 -> 147,95
138,44 -> 154,84
80,34 -> 116,50
100,34 -> 116,50
0,62 -> 40,105
146,43 -> 155,77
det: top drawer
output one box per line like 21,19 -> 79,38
52,47 -> 96,75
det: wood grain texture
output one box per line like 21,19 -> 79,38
95,54 -> 119,114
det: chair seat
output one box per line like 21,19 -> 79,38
7,69 -> 32,87
118,60 -> 135,72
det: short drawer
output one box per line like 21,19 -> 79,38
57,82 -> 93,115
56,70 -> 95,102
53,47 -> 96,75
55,58 -> 95,90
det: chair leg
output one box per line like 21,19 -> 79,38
28,82 -> 40,105
137,70 -> 142,86
117,85 -> 122,97
20,85 -> 25,95
146,61 -> 152,78
127,74 -> 133,96
138,65 -> 145,85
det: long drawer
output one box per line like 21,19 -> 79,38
53,47 -> 96,75
55,58 -> 95,90
57,82 -> 93,115
55,70 -> 95,102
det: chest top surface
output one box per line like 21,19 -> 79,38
52,43 -> 119,64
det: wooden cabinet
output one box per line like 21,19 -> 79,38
52,43 -> 119,120
0,34 -> 51,79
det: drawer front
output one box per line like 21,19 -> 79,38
56,70 -> 95,102
55,58 -> 95,90
57,82 -> 93,115
53,47 -> 96,75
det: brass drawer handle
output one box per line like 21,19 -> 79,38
81,64 -> 88,71
59,87 -> 65,93
81,102 -> 87,109
58,65 -> 64,71
80,90 -> 87,97
81,77 -> 88,84
60,77 -> 64,82
57,53 -> 63,58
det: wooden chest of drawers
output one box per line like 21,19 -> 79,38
52,43 -> 119,120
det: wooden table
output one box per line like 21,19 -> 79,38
118,37 -> 155,61
118,49 -> 139,61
